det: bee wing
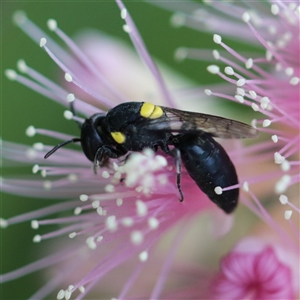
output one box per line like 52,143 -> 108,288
146,106 -> 259,139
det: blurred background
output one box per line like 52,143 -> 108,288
2,1 -> 229,299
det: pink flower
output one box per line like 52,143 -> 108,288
2,0 -> 299,299
212,239 -> 296,299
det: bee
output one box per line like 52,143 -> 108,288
45,102 -> 259,213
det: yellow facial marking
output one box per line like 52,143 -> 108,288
149,106 -> 163,119
140,102 -> 163,119
111,132 -> 126,144
140,102 -> 155,118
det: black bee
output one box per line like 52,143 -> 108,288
45,102 -> 259,213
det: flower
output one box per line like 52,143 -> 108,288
2,2 -> 226,299
2,1 -> 300,300
212,240 -> 296,300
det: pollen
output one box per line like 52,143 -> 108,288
111,131 -> 126,144
150,106 -> 163,119
140,102 -> 163,119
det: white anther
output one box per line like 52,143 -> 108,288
80,194 -> 89,202
279,195 -> 288,205
39,37 -> 47,47
47,19 -> 57,31
213,34 -> 222,44
207,65 -> 220,74
224,66 -> 234,75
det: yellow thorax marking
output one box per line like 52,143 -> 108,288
140,102 -> 163,119
111,132 -> 126,144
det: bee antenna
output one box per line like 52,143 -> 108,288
44,138 -> 81,159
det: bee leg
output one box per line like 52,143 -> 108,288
158,142 -> 170,155
93,146 -> 125,174
170,148 -> 184,202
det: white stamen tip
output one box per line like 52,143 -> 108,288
92,200 -> 100,209
285,67 -> 294,76
207,65 -> 220,74
86,236 -> 97,249
0,218 -> 8,228
32,164 -> 40,174
64,73 -> 73,82
102,170 -> 110,179
266,50 -> 273,61
290,77 -> 299,85
170,13 -> 186,27
17,59 -> 28,73
271,4 -> 279,15
242,181 -> 249,192
271,135 -> 278,143
213,34 -> 222,44
214,186 -> 222,195
251,103 -> 259,112
279,195 -> 288,205
64,110 -> 73,120
262,119 -> 271,127
284,210 -> 292,220
237,78 -> 246,87
281,160 -> 290,172
67,93 -> 75,102
5,69 -> 18,81
224,66 -> 234,75
106,215 -> 118,231
116,198 -> 123,206
105,184 -> 115,193
148,217 -> 159,229
242,12 -> 251,23
79,286 -> 85,293
245,58 -> 253,69
33,234 -> 41,243
235,95 -> 244,103
34,143 -> 45,151
121,8 -> 127,19
39,37 -> 47,47
260,97 -> 270,109
31,220 -> 39,229
174,48 -> 187,61
139,251 -> 148,262
274,152 -> 285,164
249,90 -> 257,99
69,232 -> 77,238
26,126 -> 36,137
74,207 -> 82,215
43,180 -> 52,190
47,19 -> 57,31
13,10 -> 27,25
275,175 -> 291,193
57,290 -> 65,300
121,217 -> 134,227
204,89 -> 212,96
136,200 -> 148,217
123,24 -> 131,33
130,230 -> 143,245
236,88 -> 245,96
80,194 -> 89,202
212,49 -> 220,60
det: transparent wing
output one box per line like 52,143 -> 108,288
145,106 -> 259,139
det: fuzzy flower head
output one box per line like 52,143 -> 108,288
2,1 -> 300,299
